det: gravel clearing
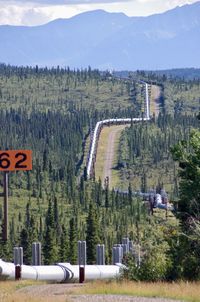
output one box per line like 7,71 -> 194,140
17,284 -> 184,302
70,295 -> 184,302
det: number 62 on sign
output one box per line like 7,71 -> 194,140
0,150 -> 32,171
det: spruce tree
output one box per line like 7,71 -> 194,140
43,225 -> 58,264
20,215 -> 38,264
43,200 -> 58,264
68,217 -> 77,264
86,202 -> 99,264
59,224 -> 68,262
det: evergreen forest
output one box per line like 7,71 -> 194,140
0,64 -> 200,281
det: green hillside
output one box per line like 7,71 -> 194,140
0,65 -> 200,281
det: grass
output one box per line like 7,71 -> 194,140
111,125 -> 128,188
2,279 -> 200,302
0,280 -> 70,302
0,280 -> 43,302
77,280 -> 200,302
95,126 -> 111,181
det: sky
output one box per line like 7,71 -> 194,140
0,0 -> 199,26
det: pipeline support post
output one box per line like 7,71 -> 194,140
79,266 -> 85,283
15,265 -> 21,281
14,246 -> 23,280
32,242 -> 42,265
78,241 -> 86,283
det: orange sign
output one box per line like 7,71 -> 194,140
0,150 -> 32,171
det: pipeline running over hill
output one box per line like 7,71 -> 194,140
86,82 -> 150,179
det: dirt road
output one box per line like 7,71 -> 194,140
101,125 -> 127,188
150,85 -> 162,117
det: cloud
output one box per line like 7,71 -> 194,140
20,8 -> 53,26
0,0 -> 131,4
0,2 -> 86,25
0,4 -> 54,25
0,0 -> 132,26
0,0 -> 199,26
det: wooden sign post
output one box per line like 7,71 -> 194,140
0,150 -> 32,241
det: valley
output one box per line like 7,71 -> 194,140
0,64 -> 200,288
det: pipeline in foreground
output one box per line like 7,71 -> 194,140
0,259 -> 122,282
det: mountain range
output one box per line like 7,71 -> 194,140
0,2 -> 200,70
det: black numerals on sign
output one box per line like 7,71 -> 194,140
0,152 -> 10,169
15,153 -> 27,169
0,151 -> 29,170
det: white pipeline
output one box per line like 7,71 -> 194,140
0,259 -> 122,282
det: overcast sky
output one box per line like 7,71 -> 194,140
0,0 -> 199,26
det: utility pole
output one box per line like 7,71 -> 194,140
0,149 -> 32,241
0,172 -> 8,241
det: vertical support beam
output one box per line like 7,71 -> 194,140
112,245 -> 123,264
14,247 -> 23,266
14,246 -> 23,280
122,237 -> 129,253
78,240 -> 86,266
122,243 -> 128,255
112,247 -> 116,265
32,242 -> 42,265
3,172 -> 8,241
96,244 -> 105,265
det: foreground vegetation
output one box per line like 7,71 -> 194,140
0,280 -> 49,302
80,280 -> 200,302
1,280 -> 200,302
